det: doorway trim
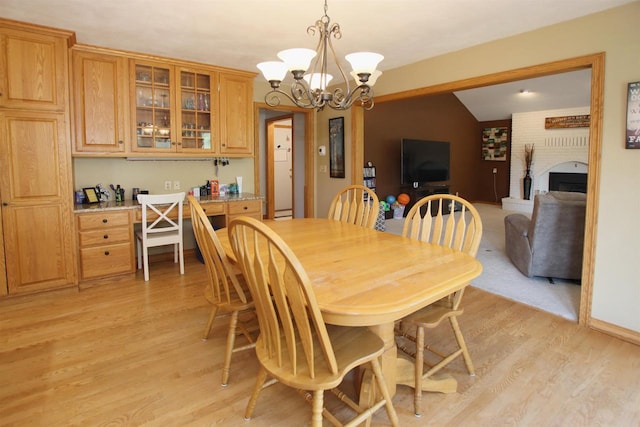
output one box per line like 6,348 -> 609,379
254,103 -> 315,218
352,53 -> 604,327
266,115 -> 293,219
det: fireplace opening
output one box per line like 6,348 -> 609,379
549,172 -> 587,193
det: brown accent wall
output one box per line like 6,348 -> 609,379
363,94 -> 510,204
478,119 -> 511,203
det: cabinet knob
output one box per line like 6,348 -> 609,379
2,202 -> 7,206
104,251 -> 110,256
118,140 -> 123,145
103,234 -> 109,239
243,206 -> 248,210
102,218 -> 108,223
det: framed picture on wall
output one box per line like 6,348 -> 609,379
482,127 -> 508,161
626,81 -> 640,149
329,117 -> 345,178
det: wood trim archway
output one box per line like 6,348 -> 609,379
253,103 -> 315,218
352,53 -> 605,327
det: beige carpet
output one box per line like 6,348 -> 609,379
385,203 -> 581,321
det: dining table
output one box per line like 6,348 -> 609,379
217,217 -> 483,405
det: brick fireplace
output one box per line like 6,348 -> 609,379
502,107 -> 589,213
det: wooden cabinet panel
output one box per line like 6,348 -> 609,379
78,210 -> 130,229
72,48 -> 128,153
79,227 -> 131,247
219,72 -> 253,155
0,25 -> 70,111
76,210 -> 134,280
0,111 -> 76,294
227,200 -> 262,222
80,243 -> 134,279
0,203 -> 6,296
200,201 -> 226,216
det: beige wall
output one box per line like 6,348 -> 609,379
253,2 -> 640,334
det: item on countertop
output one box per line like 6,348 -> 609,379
132,187 -> 140,200
210,180 -> 219,196
96,183 -> 110,200
75,190 -> 85,204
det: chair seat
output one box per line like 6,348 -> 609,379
256,325 -> 384,391
136,229 -> 181,247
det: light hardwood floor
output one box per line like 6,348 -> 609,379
1,256 -> 639,426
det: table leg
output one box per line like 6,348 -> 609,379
358,322 -> 457,407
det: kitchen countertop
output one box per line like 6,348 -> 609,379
73,193 -> 263,213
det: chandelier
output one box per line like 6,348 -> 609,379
257,0 -> 383,111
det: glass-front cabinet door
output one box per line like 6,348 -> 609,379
132,62 -> 175,152
177,68 -> 217,154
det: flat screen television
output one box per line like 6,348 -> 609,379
401,139 -> 450,186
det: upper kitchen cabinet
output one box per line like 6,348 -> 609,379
129,58 -> 254,157
0,19 -> 74,112
219,72 -> 254,156
72,47 -> 129,154
176,67 -> 217,154
131,60 -> 176,153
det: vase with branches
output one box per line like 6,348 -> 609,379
523,144 -> 535,200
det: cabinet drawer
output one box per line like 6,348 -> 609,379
79,226 -> 131,247
80,243 -> 134,279
227,200 -> 261,215
199,202 -> 226,216
78,211 -> 131,230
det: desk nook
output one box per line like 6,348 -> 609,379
74,194 -> 262,281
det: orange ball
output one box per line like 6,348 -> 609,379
397,193 -> 410,205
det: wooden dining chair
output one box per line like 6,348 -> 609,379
327,184 -> 380,229
187,195 -> 256,386
136,192 -> 185,281
228,216 -> 399,427
395,194 -> 483,417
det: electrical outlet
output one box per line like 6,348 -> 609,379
173,180 -> 181,190
164,180 -> 171,190
492,168 -> 497,174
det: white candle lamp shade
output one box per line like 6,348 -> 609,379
350,69 -> 382,86
303,73 -> 333,91
277,48 -> 317,72
345,52 -> 384,75
257,61 -> 288,82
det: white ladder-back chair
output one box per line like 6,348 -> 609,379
136,192 -> 185,282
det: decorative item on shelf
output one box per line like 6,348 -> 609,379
523,143 -> 535,200
256,0 -> 383,111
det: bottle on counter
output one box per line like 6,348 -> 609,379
115,185 -> 122,202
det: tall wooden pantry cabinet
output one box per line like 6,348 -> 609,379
0,19 -> 77,295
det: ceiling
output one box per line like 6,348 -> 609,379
0,0 -> 628,120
